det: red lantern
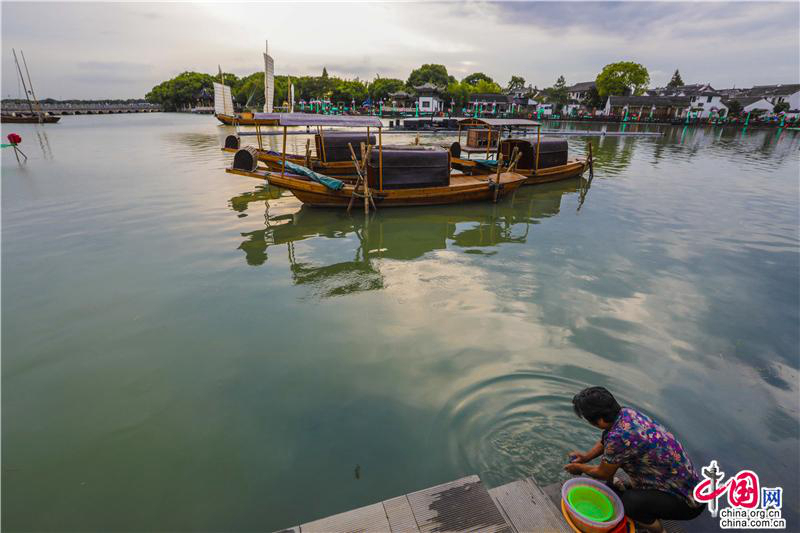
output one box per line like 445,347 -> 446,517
7,133 -> 22,145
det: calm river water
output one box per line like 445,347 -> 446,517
2,114 -> 798,531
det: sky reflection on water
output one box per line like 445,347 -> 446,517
2,114 -> 798,531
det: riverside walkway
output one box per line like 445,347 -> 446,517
276,474 -> 571,532
277,474 -> 689,532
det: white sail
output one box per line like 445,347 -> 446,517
263,41 -> 274,113
213,82 -> 234,116
290,83 -> 295,113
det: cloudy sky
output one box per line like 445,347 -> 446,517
2,1 -> 798,99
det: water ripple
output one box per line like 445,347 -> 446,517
437,370 -> 596,487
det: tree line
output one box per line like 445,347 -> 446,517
145,61 -> 655,112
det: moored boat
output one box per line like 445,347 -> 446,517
227,114 -> 526,208
450,118 -> 589,185
0,113 -> 60,124
221,114 -> 373,176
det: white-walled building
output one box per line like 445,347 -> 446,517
566,81 -> 596,102
723,97 -> 774,114
747,84 -> 800,110
414,83 -> 444,113
651,84 -> 727,118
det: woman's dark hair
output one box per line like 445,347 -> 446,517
572,387 -> 621,424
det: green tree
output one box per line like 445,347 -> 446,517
462,72 -> 494,86
145,71 -> 215,111
581,86 -> 604,109
543,75 -> 569,110
774,101 -> 790,113
726,99 -> 743,116
369,77 -> 406,101
329,78 -> 368,105
445,81 -> 470,108
235,72 -> 264,108
322,67 -> 328,79
471,79 -> 503,94
666,69 -> 684,89
407,64 -> 452,88
507,75 -> 526,92
595,61 -> 650,98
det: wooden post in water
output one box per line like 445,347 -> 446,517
534,124 -> 541,175
379,127 -> 384,192
280,126 -> 287,178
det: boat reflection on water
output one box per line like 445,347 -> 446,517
230,176 -> 591,297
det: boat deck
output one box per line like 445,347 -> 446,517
277,474 -> 689,532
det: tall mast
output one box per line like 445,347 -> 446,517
20,49 -> 45,121
12,49 -> 36,117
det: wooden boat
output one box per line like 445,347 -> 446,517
221,114 -> 372,176
215,111 -> 279,126
1,113 -> 60,124
450,118 -> 589,185
227,114 -> 526,208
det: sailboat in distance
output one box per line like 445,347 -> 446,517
215,41 -> 278,126
1,49 -> 60,124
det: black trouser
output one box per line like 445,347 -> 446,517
609,485 -> 706,524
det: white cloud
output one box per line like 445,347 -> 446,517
2,1 -> 798,99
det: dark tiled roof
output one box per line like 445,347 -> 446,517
567,81 -> 596,92
723,96 -> 767,105
608,95 -> 691,107
470,93 -> 511,103
747,84 -> 800,96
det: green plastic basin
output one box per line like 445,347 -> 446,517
567,485 -> 614,522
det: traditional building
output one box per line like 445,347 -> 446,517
746,84 -> 800,110
603,95 -> 692,119
567,81 -> 596,102
651,84 -> 727,118
467,93 -> 512,114
723,96 -> 774,114
414,83 -> 445,113
387,90 -> 414,110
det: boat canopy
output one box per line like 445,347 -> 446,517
458,118 -> 540,128
249,113 -> 384,127
273,113 -> 383,128
251,112 -> 281,121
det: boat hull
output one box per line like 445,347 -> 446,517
452,157 -> 588,185
221,147 -> 358,176
227,168 -> 525,208
1,114 -> 60,124
216,113 -> 279,126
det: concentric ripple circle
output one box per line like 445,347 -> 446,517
437,370 -> 599,487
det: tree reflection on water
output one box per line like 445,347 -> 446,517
228,178 -> 589,297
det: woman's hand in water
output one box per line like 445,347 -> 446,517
564,462 -> 585,475
567,451 -> 588,463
